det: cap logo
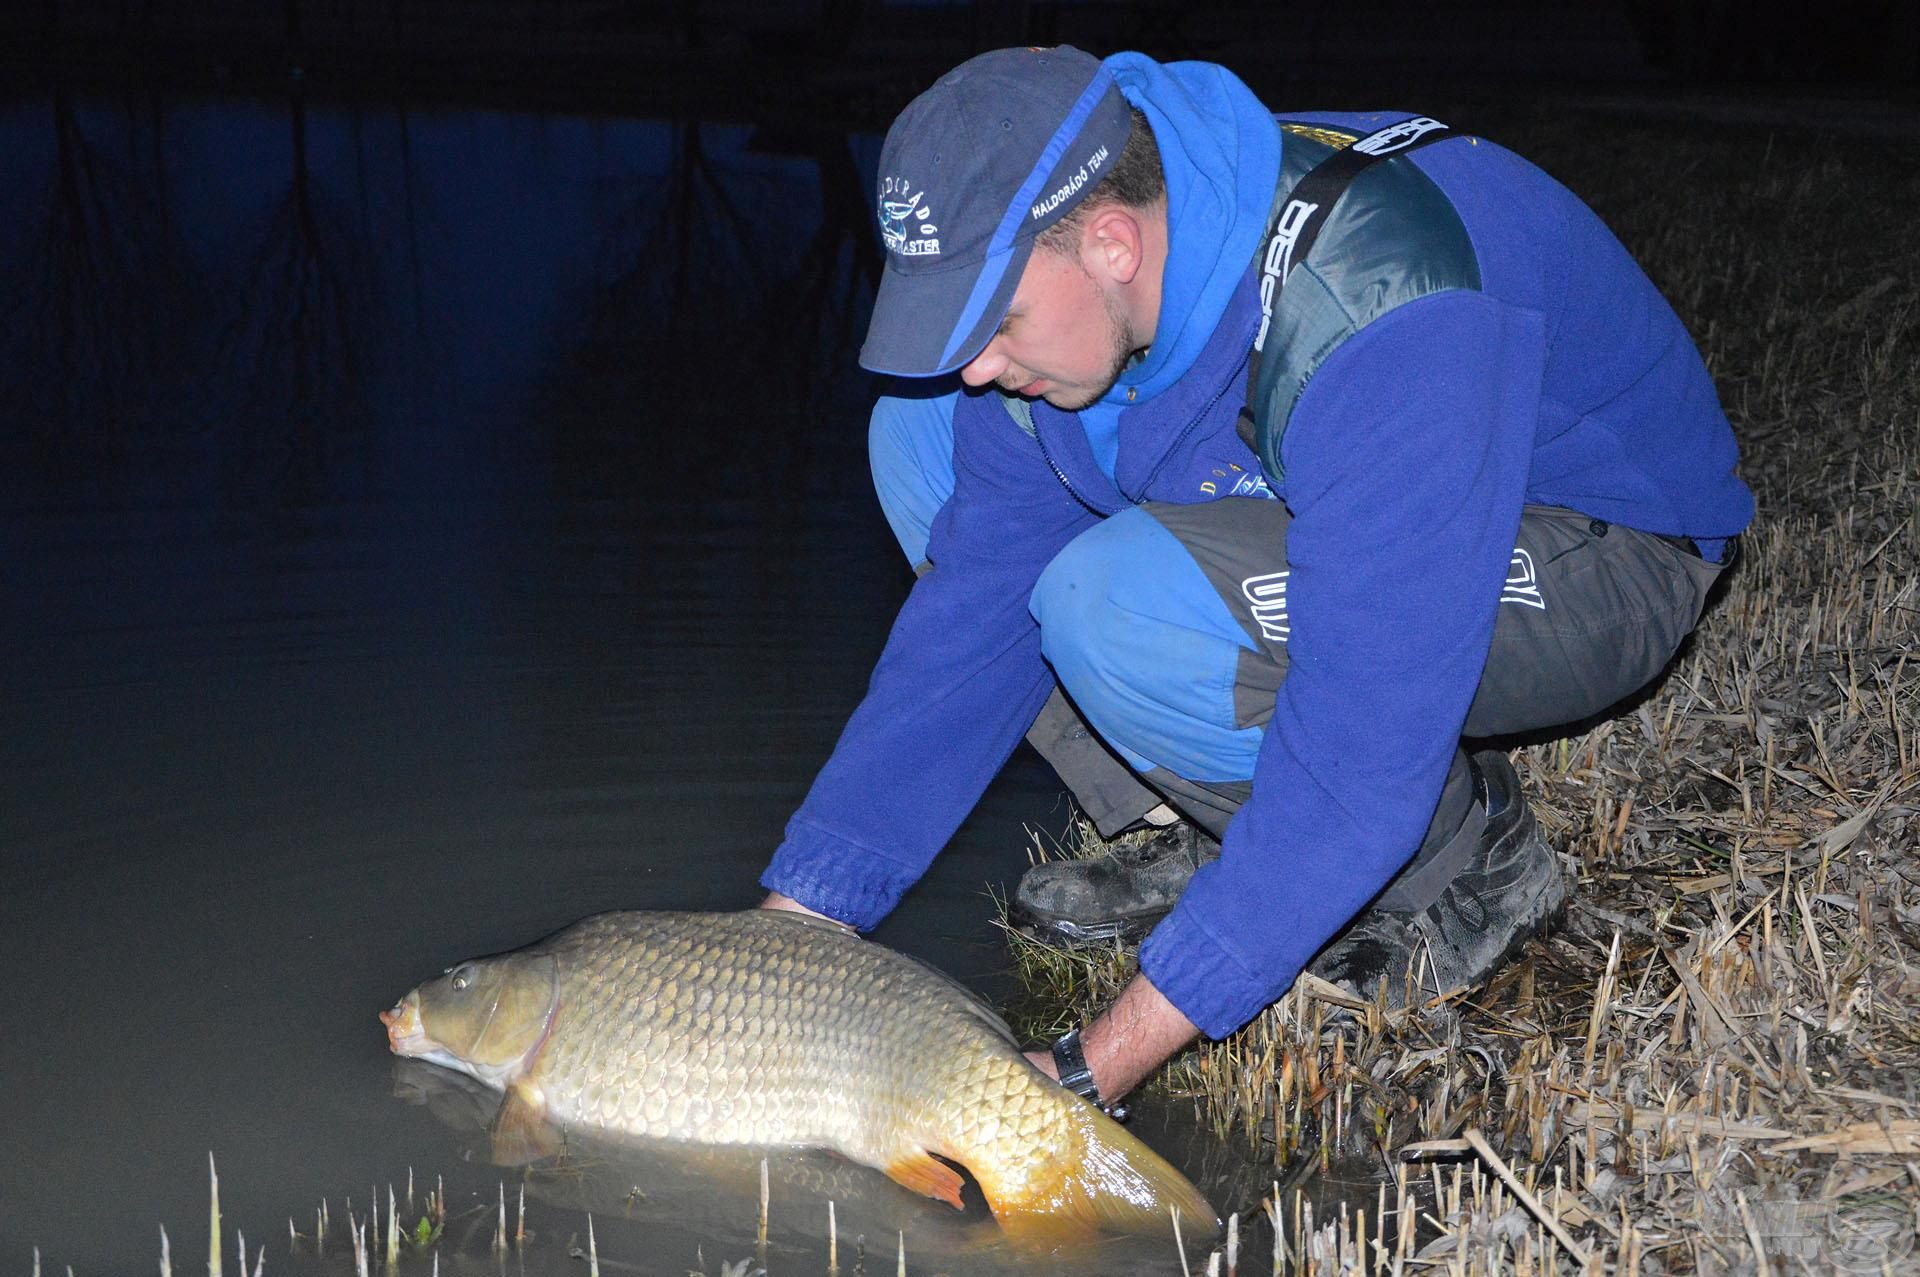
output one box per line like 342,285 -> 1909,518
1030,143 -> 1109,222
878,176 -> 940,258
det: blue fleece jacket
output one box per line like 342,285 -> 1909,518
765,61 -> 1754,1037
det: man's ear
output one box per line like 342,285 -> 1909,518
1080,205 -> 1145,286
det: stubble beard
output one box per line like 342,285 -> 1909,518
1039,290 -> 1141,412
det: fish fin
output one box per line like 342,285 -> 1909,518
974,1102 -> 1218,1245
882,1148 -> 966,1211
489,1081 -> 562,1165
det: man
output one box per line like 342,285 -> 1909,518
760,46 -> 1751,1111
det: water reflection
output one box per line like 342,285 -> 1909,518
0,89 -> 879,512
213,85 -> 379,502
0,91 -> 209,459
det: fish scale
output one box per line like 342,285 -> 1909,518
382,909 -> 1216,1241
538,915 -> 966,1146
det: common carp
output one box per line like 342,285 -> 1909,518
380,910 -> 1216,1241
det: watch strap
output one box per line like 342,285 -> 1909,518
1050,1029 -> 1100,1105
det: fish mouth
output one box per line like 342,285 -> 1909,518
380,994 -> 432,1056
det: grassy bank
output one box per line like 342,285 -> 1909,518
1004,113 -> 1920,1274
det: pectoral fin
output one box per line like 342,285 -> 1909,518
882,1148 -> 966,1210
489,1081 -> 562,1165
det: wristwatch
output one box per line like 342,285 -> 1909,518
1049,1029 -> 1128,1122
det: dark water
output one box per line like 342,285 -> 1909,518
0,90 -> 1275,1275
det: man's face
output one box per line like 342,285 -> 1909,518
958,247 -> 1137,412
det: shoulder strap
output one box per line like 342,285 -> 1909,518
1240,117 -> 1460,454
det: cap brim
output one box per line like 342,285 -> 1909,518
859,237 -> 1033,378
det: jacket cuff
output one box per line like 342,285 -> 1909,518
1139,894 -> 1297,1039
759,817 -> 924,932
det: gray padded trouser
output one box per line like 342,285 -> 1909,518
1027,500 -> 1732,907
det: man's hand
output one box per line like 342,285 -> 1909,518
1023,972 -> 1199,1102
758,891 -> 838,923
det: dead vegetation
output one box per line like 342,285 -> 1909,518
1004,115 -> 1920,1274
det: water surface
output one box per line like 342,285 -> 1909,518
0,88 -> 1262,1276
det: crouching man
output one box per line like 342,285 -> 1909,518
760,46 -> 1751,1111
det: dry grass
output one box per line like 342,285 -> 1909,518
1003,115 -> 1920,1274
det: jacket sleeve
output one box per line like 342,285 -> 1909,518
761,393 -> 1100,929
1140,288 -> 1548,1037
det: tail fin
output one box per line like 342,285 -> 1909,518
968,1102 -> 1219,1247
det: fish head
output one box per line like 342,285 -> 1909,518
381,952 -> 559,1088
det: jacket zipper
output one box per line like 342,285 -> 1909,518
1033,418 -> 1115,516
1031,348 -> 1249,513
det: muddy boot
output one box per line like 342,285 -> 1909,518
1011,823 -> 1221,946
1308,751 -> 1566,1009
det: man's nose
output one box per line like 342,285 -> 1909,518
960,340 -> 1008,388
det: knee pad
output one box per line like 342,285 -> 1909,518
1031,508 -> 1266,782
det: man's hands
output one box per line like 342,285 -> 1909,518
1023,972 -> 1200,1103
758,891 -> 838,922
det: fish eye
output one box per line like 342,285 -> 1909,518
448,964 -> 472,991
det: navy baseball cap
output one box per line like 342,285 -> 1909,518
860,46 -> 1134,377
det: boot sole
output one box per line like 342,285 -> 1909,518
1008,904 -> 1166,948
